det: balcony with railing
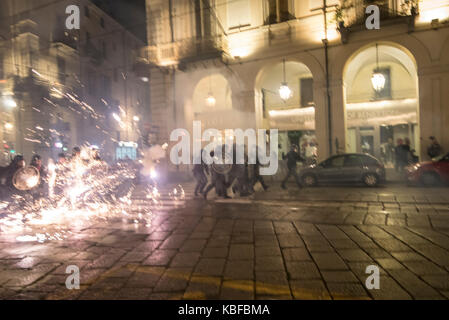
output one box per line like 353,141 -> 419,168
141,34 -> 228,68
336,0 -> 418,42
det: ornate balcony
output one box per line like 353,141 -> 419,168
141,35 -> 228,69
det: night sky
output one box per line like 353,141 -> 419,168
92,0 -> 147,43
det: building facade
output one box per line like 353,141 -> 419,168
144,0 -> 449,169
0,0 -> 150,165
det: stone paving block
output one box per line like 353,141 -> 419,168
220,280 -> 254,300
388,269 -> 444,299
289,280 -> 331,300
228,244 -> 254,260
255,246 -> 281,257
277,234 -> 305,248
170,252 -> 201,268
390,251 -> 427,262
368,276 -> 412,300
402,260 -> 447,275
254,235 -> 279,247
125,266 -> 165,288
202,247 -> 229,258
194,258 -> 226,277
375,258 -> 405,270
153,267 -> 191,292
421,275 -> 449,291
224,260 -> 254,280
255,271 -> 290,297
159,235 -> 189,250
255,257 -> 285,272
311,252 -> 348,270
183,276 -> 221,299
115,287 -> 152,300
337,249 -> 372,262
321,271 -> 359,283
285,261 -> 321,280
180,239 -> 207,252
375,239 -> 412,252
282,248 -> 312,261
231,234 -> 254,244
142,249 -> 177,266
327,283 -> 371,300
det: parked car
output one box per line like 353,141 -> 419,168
406,152 -> 449,186
299,153 -> 386,187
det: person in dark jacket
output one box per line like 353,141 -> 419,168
251,146 -> 268,191
30,154 -> 48,197
0,155 -> 26,199
203,150 -> 230,200
281,145 -> 303,189
427,136 -> 442,159
193,150 -> 209,196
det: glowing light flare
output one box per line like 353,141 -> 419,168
371,72 -> 386,92
279,83 -> 292,101
206,93 -> 216,107
4,122 -> 13,130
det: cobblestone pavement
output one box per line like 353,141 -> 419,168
1,182 -> 449,300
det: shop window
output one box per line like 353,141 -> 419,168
300,78 -> 314,107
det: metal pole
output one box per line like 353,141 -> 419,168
323,0 -> 333,155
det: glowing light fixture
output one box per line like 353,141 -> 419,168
4,122 -> 13,130
279,59 -> 292,101
133,116 -> 140,122
206,74 -> 216,107
371,44 -> 385,92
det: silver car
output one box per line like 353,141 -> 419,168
299,153 -> 386,187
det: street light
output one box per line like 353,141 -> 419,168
371,44 -> 386,92
206,93 -> 216,107
206,74 -> 216,107
279,59 -> 292,101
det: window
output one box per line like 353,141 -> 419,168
344,155 -> 362,167
100,17 -> 105,28
324,156 -> 345,168
228,0 -> 251,29
84,6 -> 90,17
300,78 -> 314,107
374,67 -> 391,100
264,0 -> 295,25
362,155 -> 380,166
86,31 -> 90,42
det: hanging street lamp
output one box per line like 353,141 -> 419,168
371,43 -> 386,92
279,59 -> 292,101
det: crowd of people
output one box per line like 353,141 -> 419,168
0,146 -> 105,202
193,144 -> 305,200
380,136 -> 443,173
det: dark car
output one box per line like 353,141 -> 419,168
299,153 -> 386,187
406,152 -> 449,186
